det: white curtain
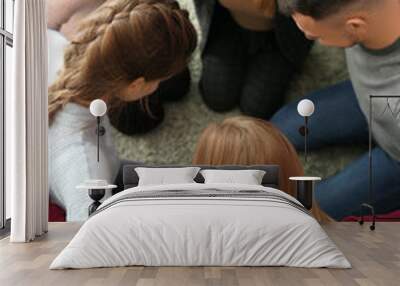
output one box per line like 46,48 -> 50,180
7,0 -> 48,242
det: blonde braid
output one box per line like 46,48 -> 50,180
48,0 -> 144,122
49,0 -> 196,123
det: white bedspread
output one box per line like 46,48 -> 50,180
50,183 -> 351,269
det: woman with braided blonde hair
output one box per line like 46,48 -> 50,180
48,0 -> 197,221
192,116 -> 330,223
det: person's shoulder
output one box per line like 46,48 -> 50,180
348,39 -> 400,58
50,103 -> 94,131
56,103 -> 92,119
344,45 -> 364,61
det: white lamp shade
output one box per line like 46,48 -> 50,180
297,99 -> 315,117
90,99 -> 107,117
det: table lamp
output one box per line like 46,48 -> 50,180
90,99 -> 107,162
78,99 -> 116,216
289,99 -> 319,211
297,99 -> 315,163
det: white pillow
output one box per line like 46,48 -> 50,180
135,167 -> 201,186
200,169 -> 266,185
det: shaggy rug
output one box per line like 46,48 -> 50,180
112,0 -> 367,179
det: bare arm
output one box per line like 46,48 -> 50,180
47,0 -> 84,30
47,0 -> 104,39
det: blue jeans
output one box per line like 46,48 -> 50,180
271,81 -> 400,220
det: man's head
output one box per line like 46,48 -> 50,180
278,0 -> 400,48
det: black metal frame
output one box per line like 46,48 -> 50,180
0,0 -> 14,232
95,117 -> 106,162
359,95 -> 400,231
299,117 -> 310,163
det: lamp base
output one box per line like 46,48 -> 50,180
88,189 -> 105,216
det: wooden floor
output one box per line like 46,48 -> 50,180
0,222 -> 399,286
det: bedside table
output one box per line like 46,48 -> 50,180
76,184 -> 117,216
289,177 -> 321,210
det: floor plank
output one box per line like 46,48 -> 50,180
0,222 -> 399,286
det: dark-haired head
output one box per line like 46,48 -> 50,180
277,0 -> 400,49
278,0 -> 375,19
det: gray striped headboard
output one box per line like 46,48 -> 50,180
123,164 -> 280,190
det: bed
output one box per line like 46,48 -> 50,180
50,164 -> 350,269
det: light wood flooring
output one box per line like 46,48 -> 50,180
0,222 -> 399,286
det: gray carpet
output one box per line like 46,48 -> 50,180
112,0 -> 367,179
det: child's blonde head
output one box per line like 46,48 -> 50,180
193,116 -> 330,223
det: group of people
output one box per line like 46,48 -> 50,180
47,0 -> 400,222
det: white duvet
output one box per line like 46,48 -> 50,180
50,183 -> 351,269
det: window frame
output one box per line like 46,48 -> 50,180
0,0 -> 14,234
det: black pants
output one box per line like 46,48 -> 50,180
109,68 -> 191,135
200,4 -> 296,119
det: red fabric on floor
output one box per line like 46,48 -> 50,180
342,210 -> 400,222
49,201 -> 66,222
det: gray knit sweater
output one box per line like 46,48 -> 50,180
48,29 -> 120,221
346,38 -> 400,161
